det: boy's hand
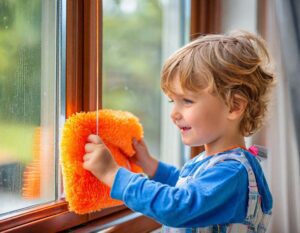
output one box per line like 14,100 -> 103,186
83,134 -> 120,187
131,138 -> 158,178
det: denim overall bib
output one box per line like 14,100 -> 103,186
162,150 -> 272,233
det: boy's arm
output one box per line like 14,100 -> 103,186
111,161 -> 248,228
150,161 -> 180,186
83,134 -> 247,227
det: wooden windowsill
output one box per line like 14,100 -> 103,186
63,210 -> 161,233
0,200 -> 127,232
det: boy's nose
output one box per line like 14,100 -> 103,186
170,109 -> 182,122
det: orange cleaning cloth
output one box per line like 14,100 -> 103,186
60,109 -> 144,214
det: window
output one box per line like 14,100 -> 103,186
0,0 -> 192,231
0,0 -> 57,217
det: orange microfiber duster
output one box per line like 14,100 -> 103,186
60,109 -> 144,214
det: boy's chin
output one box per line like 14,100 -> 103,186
182,140 -> 204,147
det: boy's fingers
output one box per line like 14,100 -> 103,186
132,138 -> 138,146
133,138 -> 144,146
84,143 -> 95,153
139,139 -> 146,146
133,138 -> 147,152
87,134 -> 103,144
83,153 -> 91,161
133,139 -> 142,152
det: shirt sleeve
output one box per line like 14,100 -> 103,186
110,161 -> 248,228
150,161 -> 180,186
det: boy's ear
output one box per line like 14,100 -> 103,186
227,94 -> 248,120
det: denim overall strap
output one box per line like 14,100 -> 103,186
203,153 -> 259,222
201,152 -> 270,233
162,152 -> 270,233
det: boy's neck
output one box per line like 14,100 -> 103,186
204,135 -> 246,156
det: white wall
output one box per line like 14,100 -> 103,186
221,0 -> 257,34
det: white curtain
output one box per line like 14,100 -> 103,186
252,1 -> 300,232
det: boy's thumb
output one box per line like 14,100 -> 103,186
132,138 -> 139,148
131,139 -> 139,158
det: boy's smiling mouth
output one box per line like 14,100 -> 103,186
174,121 -> 192,132
178,126 -> 192,132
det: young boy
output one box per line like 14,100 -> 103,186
83,30 -> 274,232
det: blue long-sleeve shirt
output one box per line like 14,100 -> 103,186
110,148 -> 272,228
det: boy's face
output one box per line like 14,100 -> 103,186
167,75 -> 230,147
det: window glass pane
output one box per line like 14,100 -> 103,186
0,0 -> 57,216
103,0 -> 163,157
103,0 -> 189,165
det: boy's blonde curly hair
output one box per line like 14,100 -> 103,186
161,30 -> 275,137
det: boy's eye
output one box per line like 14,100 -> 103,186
168,99 -> 174,103
183,98 -> 193,104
